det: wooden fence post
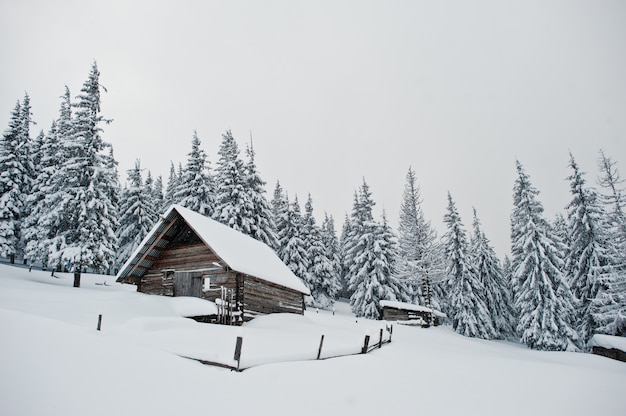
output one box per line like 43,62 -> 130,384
97,314 -> 102,331
234,336 -> 243,371
378,328 -> 383,349
73,271 -> 81,288
361,335 -> 370,354
317,335 -> 325,360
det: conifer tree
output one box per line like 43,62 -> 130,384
444,193 -> 496,339
396,167 -> 437,305
0,94 -> 35,262
243,139 -> 277,247
470,208 -> 515,338
115,160 -> 156,268
164,161 -> 179,208
271,181 -> 288,252
175,131 -> 214,216
302,195 -> 339,308
278,196 -> 308,281
565,154 -> 619,343
213,130 -> 252,231
152,175 -> 165,213
23,87 -> 73,268
49,62 -> 119,278
321,213 -> 342,299
511,161 -> 578,351
348,180 -> 409,319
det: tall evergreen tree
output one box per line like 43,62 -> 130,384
348,180 -> 408,319
443,193 -> 496,339
278,196 -> 308,281
338,212 -> 353,298
243,139 -> 277,247
511,161 -> 578,351
23,87 -> 73,268
49,62 -> 119,277
0,94 -> 35,262
115,160 -> 156,268
565,154 -> 615,343
470,208 -> 515,338
396,166 -> 437,305
271,180 -> 288,252
213,130 -> 252,231
175,131 -> 214,216
302,195 -> 339,308
164,161 -> 179,208
321,213 -> 342,300
152,174 -> 165,213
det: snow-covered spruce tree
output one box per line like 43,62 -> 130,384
348,180 -> 409,319
565,154 -> 616,343
50,62 -> 119,279
301,195 -> 338,308
115,160 -> 156,268
0,94 -> 35,262
271,180 -> 288,252
213,130 -> 253,232
470,208 -> 516,338
152,174 -> 165,214
443,193 -> 496,339
278,196 -> 308,281
396,166 -> 437,305
321,213 -> 342,302
163,162 -> 179,208
597,150 -> 626,252
511,161 -> 578,351
243,139 -> 278,247
175,131 -> 214,216
23,87 -> 73,268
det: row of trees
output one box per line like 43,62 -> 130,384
1,63 -> 624,351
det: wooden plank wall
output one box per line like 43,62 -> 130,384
242,276 -> 304,320
139,243 -> 220,295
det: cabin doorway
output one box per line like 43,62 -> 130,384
173,270 -> 204,297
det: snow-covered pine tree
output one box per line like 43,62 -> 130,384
321,213 -> 342,302
565,153 -> 618,343
592,150 -> 626,336
213,130 -> 253,232
243,139 -> 277,247
175,131 -> 214,216
163,162 -> 179,208
278,196 -> 308,281
597,150 -> 626,252
511,161 -> 579,351
443,193 -> 496,339
50,62 -> 119,278
271,180 -> 288,252
115,160 -> 156,268
348,180 -> 409,319
23,87 -> 73,268
0,93 -> 35,262
152,175 -> 165,214
301,195 -> 338,308
396,166 -> 437,305
470,208 -> 516,338
338,207 -> 355,298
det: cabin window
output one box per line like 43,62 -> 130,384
203,276 -> 211,292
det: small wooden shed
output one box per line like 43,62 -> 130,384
116,205 -> 310,323
588,334 -> 626,362
380,300 -> 446,327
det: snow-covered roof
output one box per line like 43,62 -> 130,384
379,300 -> 447,318
589,334 -> 626,352
117,205 -> 310,295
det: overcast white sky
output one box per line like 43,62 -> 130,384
1,0 -> 625,257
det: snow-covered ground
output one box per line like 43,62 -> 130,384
1,264 -> 624,416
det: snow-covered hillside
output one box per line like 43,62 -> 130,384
0,263 -> 624,416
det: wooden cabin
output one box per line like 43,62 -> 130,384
380,300 -> 446,327
116,205 -> 310,323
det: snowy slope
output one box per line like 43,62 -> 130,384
1,264 -> 625,416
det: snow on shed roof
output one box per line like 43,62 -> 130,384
117,205 -> 310,295
379,300 -> 447,318
589,334 -> 626,352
